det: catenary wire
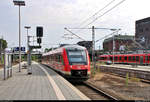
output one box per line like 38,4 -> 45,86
77,0 -> 116,28
85,0 -> 126,27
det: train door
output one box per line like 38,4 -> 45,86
148,55 -> 150,65
149,55 -> 150,65
140,56 -> 143,65
145,55 -> 148,65
145,54 -> 150,65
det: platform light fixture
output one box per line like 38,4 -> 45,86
13,0 -> 25,72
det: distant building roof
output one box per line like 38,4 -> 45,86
104,35 -> 134,43
77,41 -> 92,45
77,41 -> 92,51
136,17 -> 150,24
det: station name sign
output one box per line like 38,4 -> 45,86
13,47 -> 25,52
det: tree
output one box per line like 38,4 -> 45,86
0,39 -> 8,64
0,39 -> 7,49
44,48 -> 52,53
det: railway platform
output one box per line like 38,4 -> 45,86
0,61 -> 90,100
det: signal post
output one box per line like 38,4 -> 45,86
27,26 -> 43,74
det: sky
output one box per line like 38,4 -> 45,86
1,0 -> 150,51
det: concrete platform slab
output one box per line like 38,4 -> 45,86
0,62 -> 90,100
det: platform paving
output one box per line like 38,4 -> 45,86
0,62 -> 90,100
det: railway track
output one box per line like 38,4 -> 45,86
108,71 -> 150,84
99,65 -> 150,81
73,81 -> 119,100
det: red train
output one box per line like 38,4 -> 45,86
99,53 -> 150,65
42,45 -> 91,81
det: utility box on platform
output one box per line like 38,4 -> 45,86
4,51 -> 12,80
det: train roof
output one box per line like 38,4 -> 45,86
42,44 -> 86,56
62,44 -> 86,50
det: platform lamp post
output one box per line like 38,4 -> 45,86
13,0 -> 25,72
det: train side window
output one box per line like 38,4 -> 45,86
136,56 -> 139,61
61,56 -> 64,65
50,56 -> 52,61
57,54 -> 59,62
115,57 -> 118,61
58,55 -> 60,62
58,54 -> 60,62
57,55 -> 59,62
55,54 -> 57,62
101,57 -> 103,60
110,57 -> 112,61
145,56 -> 148,61
125,56 -> 127,61
49,56 -> 50,61
133,56 -> 135,61
52,55 -> 53,60
129,56 -> 132,61
119,57 -> 122,60
104,57 -> 106,60
106,57 -> 108,60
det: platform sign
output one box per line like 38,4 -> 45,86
21,47 -> 25,51
14,47 -> 25,52
14,47 -> 19,51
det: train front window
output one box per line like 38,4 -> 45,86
67,50 -> 87,65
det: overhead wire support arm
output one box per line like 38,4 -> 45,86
95,31 -> 116,43
65,27 -> 119,42
95,28 -> 121,43
64,28 -> 86,41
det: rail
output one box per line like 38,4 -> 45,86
83,82 -> 121,100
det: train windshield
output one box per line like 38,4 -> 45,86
67,50 -> 87,65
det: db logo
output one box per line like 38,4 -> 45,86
77,66 -> 81,69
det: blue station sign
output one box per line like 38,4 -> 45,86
14,47 -> 25,52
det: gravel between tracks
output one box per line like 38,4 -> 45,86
87,72 -> 150,100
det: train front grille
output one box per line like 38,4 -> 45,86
71,70 -> 87,77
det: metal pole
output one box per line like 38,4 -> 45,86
145,38 -> 147,66
113,33 -> 115,64
24,26 -> 31,66
92,26 -> 96,74
27,30 -> 29,66
27,28 -> 29,46
26,31 -> 32,74
28,45 -> 32,74
0,40 -> 2,64
112,29 -> 120,65
4,50 -> 6,80
27,36 -> 31,66
19,5 -> 21,72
